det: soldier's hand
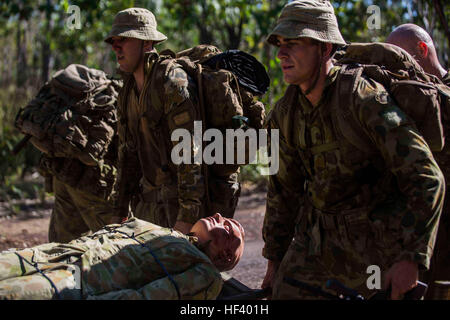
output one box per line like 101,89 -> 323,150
384,260 -> 418,300
174,220 -> 194,234
261,260 -> 280,299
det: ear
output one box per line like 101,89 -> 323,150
417,41 -> 428,58
321,43 -> 334,60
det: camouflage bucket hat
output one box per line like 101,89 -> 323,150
104,8 -> 167,44
267,0 -> 346,46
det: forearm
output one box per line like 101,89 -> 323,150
262,184 -> 304,261
262,119 -> 305,261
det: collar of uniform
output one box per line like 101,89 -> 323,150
297,65 -> 341,113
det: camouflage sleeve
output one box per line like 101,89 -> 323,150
86,263 -> 222,300
164,66 -> 205,225
262,110 -> 307,262
354,77 -> 445,270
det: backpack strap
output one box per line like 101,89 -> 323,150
332,65 -> 376,154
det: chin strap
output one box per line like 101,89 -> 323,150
131,40 -> 145,74
303,44 -> 324,96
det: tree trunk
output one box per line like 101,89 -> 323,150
16,20 -> 28,87
433,0 -> 450,51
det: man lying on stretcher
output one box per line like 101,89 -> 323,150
0,213 -> 244,300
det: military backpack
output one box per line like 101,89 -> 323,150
15,64 -> 122,199
332,42 -> 450,154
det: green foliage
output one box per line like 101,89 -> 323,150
0,86 -> 42,200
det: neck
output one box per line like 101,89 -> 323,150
421,57 -> 447,79
300,61 -> 333,106
431,64 -> 447,80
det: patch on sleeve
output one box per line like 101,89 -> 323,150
375,91 -> 389,104
172,111 -> 192,126
164,68 -> 190,102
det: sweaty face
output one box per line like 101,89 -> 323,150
276,36 -> 321,88
191,213 -> 245,271
110,36 -> 145,73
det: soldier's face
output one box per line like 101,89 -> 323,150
191,213 -> 245,270
110,36 -> 146,73
276,36 -> 321,87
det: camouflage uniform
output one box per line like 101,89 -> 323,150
263,64 -> 445,299
110,9 -> 240,228
117,52 -> 207,227
262,0 -> 445,300
0,218 -> 222,300
423,70 -> 450,297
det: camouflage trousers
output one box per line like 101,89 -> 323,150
0,244 -> 82,300
272,208 -> 398,300
48,176 -> 120,243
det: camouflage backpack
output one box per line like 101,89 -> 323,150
15,64 -> 122,199
332,42 -> 450,154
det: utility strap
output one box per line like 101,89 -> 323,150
14,252 -> 62,300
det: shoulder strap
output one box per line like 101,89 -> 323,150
332,65 -> 376,154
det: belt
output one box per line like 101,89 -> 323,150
302,201 -> 372,256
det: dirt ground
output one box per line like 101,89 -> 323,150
0,184 -> 268,290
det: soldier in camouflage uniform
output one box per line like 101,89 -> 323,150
105,8 -> 240,234
261,1 -> 445,300
0,213 -> 244,299
387,24 -> 450,299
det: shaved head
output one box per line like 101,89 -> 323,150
386,23 -> 446,79
386,24 -> 434,55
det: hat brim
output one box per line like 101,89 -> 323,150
104,26 -> 167,44
266,20 -> 346,46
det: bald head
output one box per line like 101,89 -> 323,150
387,24 -> 433,54
386,24 -> 446,79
